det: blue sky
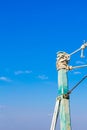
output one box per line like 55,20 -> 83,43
0,0 -> 87,130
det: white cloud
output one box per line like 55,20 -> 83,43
24,70 -> 32,74
76,61 -> 85,64
74,71 -> 81,75
38,75 -> 48,80
0,76 -> 12,82
14,70 -> 32,75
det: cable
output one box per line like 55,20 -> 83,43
69,48 -> 81,56
68,75 -> 87,95
72,65 -> 87,69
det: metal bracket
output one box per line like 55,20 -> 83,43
63,94 -> 69,99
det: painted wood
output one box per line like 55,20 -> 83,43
50,98 -> 61,130
58,69 -> 71,130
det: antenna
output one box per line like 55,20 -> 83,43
50,41 -> 87,130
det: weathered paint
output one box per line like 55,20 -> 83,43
60,97 -> 71,130
50,98 -> 61,130
58,69 -> 68,95
58,69 -> 71,130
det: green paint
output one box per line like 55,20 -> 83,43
60,98 -> 71,130
58,69 -> 71,130
58,69 -> 68,95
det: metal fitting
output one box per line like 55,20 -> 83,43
63,94 -> 69,99
81,43 -> 87,49
81,42 -> 87,58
